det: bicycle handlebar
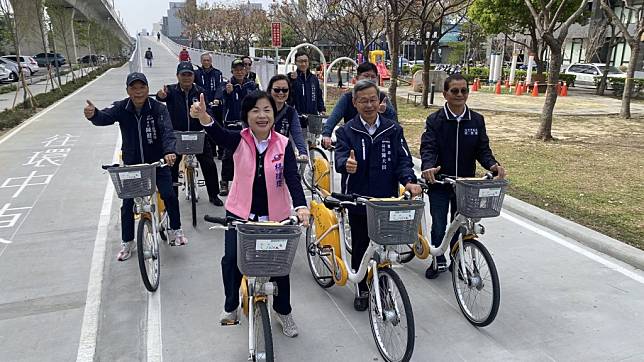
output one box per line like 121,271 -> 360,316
100,159 -> 167,171
203,214 -> 300,229
420,172 -> 495,188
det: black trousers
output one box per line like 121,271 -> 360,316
428,183 -> 460,260
171,141 -> 220,200
121,167 -> 180,241
348,211 -> 369,293
222,211 -> 291,315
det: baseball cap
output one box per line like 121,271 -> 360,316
126,72 -> 148,86
176,61 -> 194,74
231,58 -> 244,68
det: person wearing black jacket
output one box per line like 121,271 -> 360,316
84,72 -> 187,260
156,61 -> 223,206
420,74 -> 506,279
195,52 -> 225,159
144,48 -> 153,67
334,80 -> 422,311
242,56 -> 258,85
288,51 -> 326,130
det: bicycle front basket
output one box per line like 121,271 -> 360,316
455,179 -> 509,218
307,115 -> 325,136
236,224 -> 302,277
174,131 -> 206,155
365,199 -> 425,245
107,164 -> 157,199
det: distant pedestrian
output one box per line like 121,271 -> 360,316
179,47 -> 190,62
157,32 -> 161,41
144,47 -> 153,67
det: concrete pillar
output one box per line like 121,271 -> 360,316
488,53 -> 496,83
48,5 -> 77,66
9,0 -> 48,56
509,54 -> 518,84
526,55 -> 535,84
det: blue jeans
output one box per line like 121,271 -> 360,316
121,167 -> 181,242
429,184 -> 460,259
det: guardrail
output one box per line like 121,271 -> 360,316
160,34 -> 276,88
128,37 -> 140,74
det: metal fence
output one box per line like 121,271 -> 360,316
160,34 -> 276,88
128,37 -> 141,74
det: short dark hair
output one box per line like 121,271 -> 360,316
240,91 -> 277,126
444,74 -> 469,91
357,62 -> 378,75
266,74 -> 290,92
294,51 -> 309,61
242,55 -> 252,63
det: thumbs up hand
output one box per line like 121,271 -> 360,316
84,100 -> 96,119
191,93 -> 212,126
346,149 -> 358,174
225,81 -> 233,94
378,96 -> 387,113
157,85 -> 168,99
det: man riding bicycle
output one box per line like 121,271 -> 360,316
84,72 -> 187,260
420,74 -> 506,279
334,80 -> 422,311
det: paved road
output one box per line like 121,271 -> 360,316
1,36 -> 643,362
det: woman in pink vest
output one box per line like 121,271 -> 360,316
190,90 -> 309,338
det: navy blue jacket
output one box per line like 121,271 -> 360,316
223,77 -> 257,124
288,69 -> 325,115
156,83 -> 209,131
194,66 -> 223,104
335,115 -> 416,201
420,104 -> 499,178
274,104 -> 307,155
322,91 -> 397,137
89,97 -> 175,165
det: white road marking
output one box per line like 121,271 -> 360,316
0,238 -> 12,244
147,290 -> 163,362
501,211 -> 644,284
0,68 -> 116,146
76,133 -> 121,362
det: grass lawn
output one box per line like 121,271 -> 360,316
326,88 -> 644,249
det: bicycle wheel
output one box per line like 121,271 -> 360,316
368,267 -> 414,362
451,238 -> 500,327
137,217 -> 160,292
305,216 -> 334,288
253,300 -> 274,362
187,168 -> 197,227
302,147 -> 328,191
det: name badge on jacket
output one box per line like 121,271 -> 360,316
464,128 -> 478,136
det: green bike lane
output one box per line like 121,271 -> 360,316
1,34 -> 643,361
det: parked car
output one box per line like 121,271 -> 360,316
0,55 -> 40,75
0,64 -> 12,82
565,63 -> 624,87
33,52 -> 66,67
0,58 -> 29,82
78,54 -> 99,64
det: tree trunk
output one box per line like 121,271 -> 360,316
421,35 -> 433,108
387,19 -> 400,111
535,45 -> 562,141
620,40 -> 639,119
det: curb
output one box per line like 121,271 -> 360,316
411,157 -> 644,271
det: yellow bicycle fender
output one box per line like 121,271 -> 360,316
333,254 -> 348,286
241,276 -> 249,317
313,157 -> 331,194
414,234 -> 430,259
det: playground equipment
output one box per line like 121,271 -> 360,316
325,56 -> 359,89
369,50 -> 390,82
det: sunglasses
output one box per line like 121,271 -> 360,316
448,87 -> 469,95
272,88 -> 289,94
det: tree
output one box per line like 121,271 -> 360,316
0,0 -> 35,109
271,0 -> 331,44
600,0 -> 644,119
383,0 -> 415,110
524,0 -> 588,140
326,0 -> 386,60
410,0 -> 472,107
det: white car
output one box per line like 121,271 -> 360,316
1,55 -> 40,75
564,63 -> 624,87
0,58 -> 30,82
0,64 -> 11,82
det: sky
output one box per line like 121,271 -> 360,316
113,0 -> 273,36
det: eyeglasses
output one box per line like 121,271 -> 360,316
272,88 -> 289,94
356,98 -> 380,105
448,87 -> 469,95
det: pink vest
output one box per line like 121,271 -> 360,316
225,128 -> 293,221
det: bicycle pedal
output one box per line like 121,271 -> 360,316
437,262 -> 448,272
197,180 -> 206,187
220,320 -> 240,326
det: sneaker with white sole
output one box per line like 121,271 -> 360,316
117,241 -> 135,261
173,229 -> 188,246
220,309 -> 238,325
275,312 -> 298,337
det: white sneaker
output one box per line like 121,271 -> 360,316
173,229 -> 188,246
220,309 -> 238,325
117,241 -> 135,261
275,313 -> 298,337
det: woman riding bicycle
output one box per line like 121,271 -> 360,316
190,90 -> 310,338
266,74 -> 308,161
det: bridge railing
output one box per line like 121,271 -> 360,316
160,34 -> 276,88
128,37 -> 141,74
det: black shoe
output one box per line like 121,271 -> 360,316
353,291 -> 369,312
219,181 -> 229,196
425,256 -> 447,279
210,196 -> 224,206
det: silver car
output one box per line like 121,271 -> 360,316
0,64 -> 11,82
0,58 -> 30,82
1,55 -> 40,75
